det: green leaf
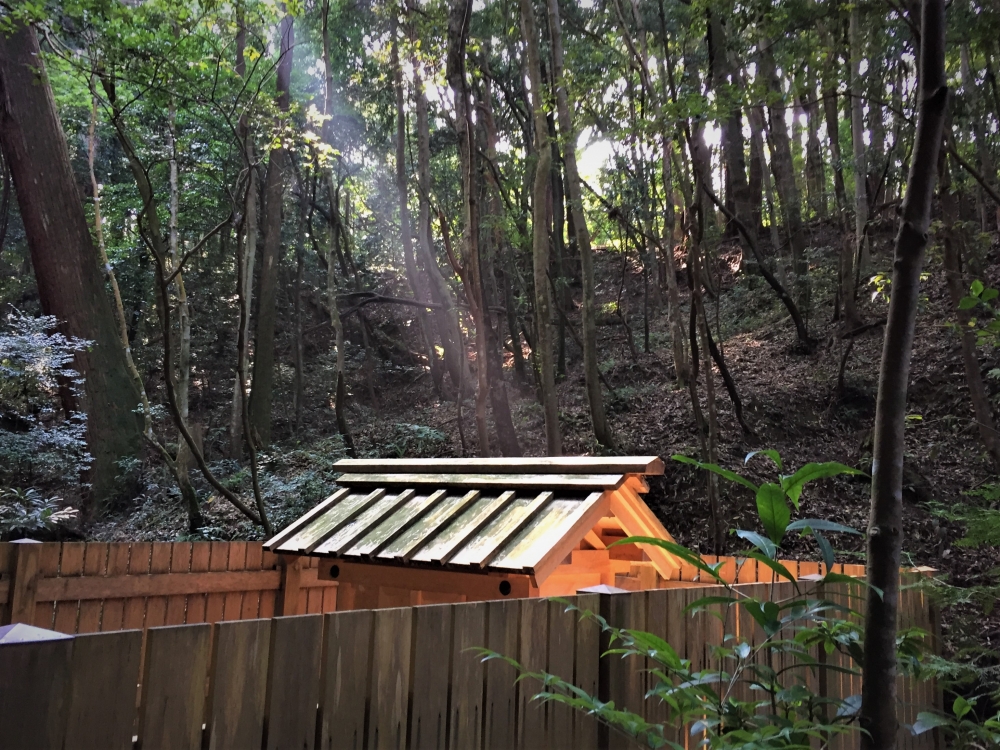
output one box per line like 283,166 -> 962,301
780,462 -> 867,509
981,288 -> 999,303
747,552 -> 800,588
959,296 -> 979,310
814,530 -> 835,572
755,483 -> 790,543
671,455 -> 758,492
786,519 -> 862,535
685,595 -> 740,614
911,711 -> 950,735
953,695 -> 974,720
971,279 -> 985,296
820,571 -> 884,600
736,529 -> 777,559
745,449 -> 782,471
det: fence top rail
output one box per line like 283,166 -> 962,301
331,456 -> 666,476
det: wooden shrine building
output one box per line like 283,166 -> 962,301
265,456 -> 680,609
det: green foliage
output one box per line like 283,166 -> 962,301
386,423 -> 447,457
0,312 -> 92,488
0,487 -> 78,540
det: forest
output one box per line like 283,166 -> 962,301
0,0 -> 999,744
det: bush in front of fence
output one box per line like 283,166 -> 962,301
483,452 -> 1000,749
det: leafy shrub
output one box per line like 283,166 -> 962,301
0,487 -> 78,540
0,311 -> 91,487
387,423 -> 446,457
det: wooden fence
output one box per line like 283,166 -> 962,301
0,540 -> 870,635
1,580 -> 938,750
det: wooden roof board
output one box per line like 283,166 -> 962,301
448,492 -> 553,569
336,472 -> 627,491
311,490 -> 414,556
408,492 -> 515,565
344,490 -> 448,558
272,489 -> 383,555
333,456 -> 664,476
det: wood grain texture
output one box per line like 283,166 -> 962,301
165,543 -> 192,625
547,597 -> 576,750
319,609 -> 373,750
517,598 -> 549,746
409,604 -> 452,750
484,598 -> 520,750
574,593 -> 600,749
368,607 -> 412,750
333,456 -> 664,475
263,614 -> 324,750
186,542 -> 212,623
0,637 -> 72,750
77,543 -> 109,632
207,618 -> 271,750
63,629 -> 143,750
137,623 -> 212,750
449,601 -> 486,750
52,542 -> 84,633
122,542 -> 152,630
99,543 -> 131,631
337,472 -> 627,490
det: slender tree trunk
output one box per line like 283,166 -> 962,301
0,23 -> 143,507
850,7 -> 871,272
521,0 -> 561,455
940,152 -> 1000,469
861,2 -> 947,746
748,105 -> 783,255
446,0 -> 491,455
804,68 -> 826,218
293,167 -> 306,433
758,40 -> 809,307
962,43 -> 1000,231
249,11 -> 293,447
822,69 -> 850,223
547,0 -> 614,449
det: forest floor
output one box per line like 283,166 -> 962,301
89,213 -> 1000,669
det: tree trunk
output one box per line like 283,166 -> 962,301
0,23 -> 143,507
548,0 -> 614,449
850,7 -> 871,273
940,152 -> 1000,469
249,11 -> 293,447
804,68 -> 826,218
758,40 -> 809,307
446,0 -> 491,456
748,104 -> 783,255
860,2 -> 947,746
961,42 -> 1000,231
521,0 -> 561,455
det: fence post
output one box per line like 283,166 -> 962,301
276,554 -> 303,616
6,539 -> 41,625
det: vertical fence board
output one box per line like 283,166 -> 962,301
99,544 -> 131,631
0,542 -> 12,624
223,541 -> 248,622
205,542 -> 230,622
0,637 -> 72,749
644,589 -> 669,727
63,629 -> 143,750
52,542 -> 84,633
165,543 -> 192,625
185,542 -> 211,623
517,597 -> 549,747
30,543 -> 61,629
264,614 -> 324,750
605,590 -> 646,749
573,593 -> 600,750
137,623 -> 212,750
241,543 -> 264,619
77,543 -> 109,633
369,607 -> 413,750
123,543 -> 152,630
449,600 -> 486,750
409,604 -> 452,750
547,597 -> 576,750
207,618 -> 272,750
319,609 -> 374,750
143,543 -> 174,628
483,599 -> 519,750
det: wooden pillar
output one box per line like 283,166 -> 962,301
275,555 -> 303,617
6,539 -> 41,625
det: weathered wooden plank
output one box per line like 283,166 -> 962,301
368,607 -> 412,750
337,472 -> 628,491
574,593 -> 600,750
602,590 -> 646,750
379,490 -> 481,562
122,543 -> 152,630
165,543 -> 192,625
547,597 -> 576,750
77,543 -> 109,633
143,543 -> 174,628
30,542 -> 61,629
137,624 -> 212,750
53,542 -> 84,633
223,541 -> 247,621
64,629 -> 143,750
320,490 -> 415,557
205,619 -> 271,750
263,614 -> 324,750
517,597 -> 549,746
32,568 -> 283,602
484,598 -> 520,750
644,589 -> 669,727
205,542 -> 230,622
450,601 -> 486,750
0,635 -> 73,749
412,491 -> 517,565
264,487 -> 352,551
185,542 -> 211,623
333,456 -> 665,475
409,604 -> 452,750
98,543 -> 131,631
450,492 -> 554,569
240,543 -> 264,619
319,609 -> 374,750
